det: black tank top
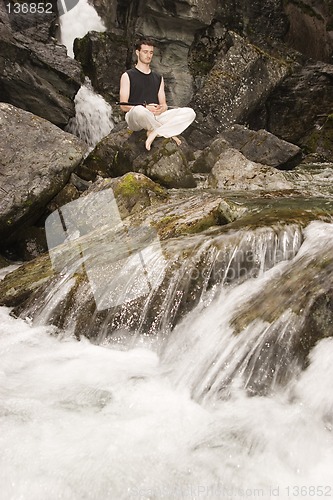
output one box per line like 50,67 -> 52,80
126,68 -> 162,105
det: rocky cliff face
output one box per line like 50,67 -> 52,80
0,0 -> 82,127
1,0 -> 333,246
73,0 -> 333,151
1,0 -> 332,145
0,0 -> 333,350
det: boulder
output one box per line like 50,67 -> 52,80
2,190 -> 333,341
192,137 -> 230,173
208,147 -> 295,191
0,1 -> 82,127
0,103 -> 87,242
192,127 -> 302,172
189,32 -> 290,141
250,61 -> 333,153
82,126 -> 197,189
82,173 -> 168,219
284,0 -> 333,63
221,125 -> 302,169
73,31 -> 128,108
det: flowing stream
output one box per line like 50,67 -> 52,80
60,0 -> 114,149
1,221 -> 333,499
59,0 -> 106,58
2,4 -> 332,499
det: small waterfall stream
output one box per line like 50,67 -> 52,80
1,221 -> 333,499
66,78 -> 114,150
60,0 -> 114,149
59,0 -> 106,58
1,2 -> 333,499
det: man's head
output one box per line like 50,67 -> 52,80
135,37 -> 155,65
135,38 -> 155,52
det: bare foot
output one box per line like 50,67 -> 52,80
172,136 -> 182,146
145,130 -> 158,151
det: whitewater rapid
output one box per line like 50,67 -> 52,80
1,223 -> 333,499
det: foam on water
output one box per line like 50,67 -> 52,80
59,0 -> 106,58
1,222 -> 333,500
66,79 -> 114,150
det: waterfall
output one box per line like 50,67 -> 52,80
1,221 -> 333,497
59,0 -> 106,58
60,0 -> 114,149
66,78 -> 114,150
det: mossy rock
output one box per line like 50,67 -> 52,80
302,114 -> 333,161
0,252 -> 53,307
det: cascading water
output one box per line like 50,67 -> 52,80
66,78 -> 114,150
59,0 -> 106,58
60,0 -> 114,149
1,3 -> 333,499
1,221 -> 333,499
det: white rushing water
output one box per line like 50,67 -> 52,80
66,78 -> 114,151
1,222 -> 333,499
59,0 -> 114,150
59,0 -> 106,58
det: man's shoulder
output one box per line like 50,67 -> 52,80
126,68 -> 161,78
151,70 -> 162,79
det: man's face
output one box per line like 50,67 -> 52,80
136,44 -> 154,64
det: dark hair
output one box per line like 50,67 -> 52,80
134,37 -> 155,51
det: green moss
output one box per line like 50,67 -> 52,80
152,211 -> 220,240
113,173 -> 166,199
303,116 -> 333,155
0,252 -> 54,307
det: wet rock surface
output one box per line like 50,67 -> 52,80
82,127 -> 196,188
0,103 -> 86,242
0,1 -> 82,127
0,0 -> 333,389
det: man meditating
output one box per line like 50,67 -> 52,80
119,37 -> 196,151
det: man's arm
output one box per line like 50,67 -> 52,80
153,77 -> 168,114
146,76 -> 168,115
119,72 -> 133,113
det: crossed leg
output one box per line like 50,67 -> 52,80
172,136 -> 181,146
146,130 -> 181,151
126,106 -> 195,151
145,130 -> 159,151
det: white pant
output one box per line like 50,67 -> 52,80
125,105 -> 196,138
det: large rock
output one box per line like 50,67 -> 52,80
74,31 -> 128,108
0,1 -> 82,127
284,0 -> 333,63
208,147 -> 295,191
249,61 -> 333,155
81,126 -> 197,189
2,190 -> 333,341
0,103 -> 87,240
193,127 -> 302,172
189,32 -> 290,141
